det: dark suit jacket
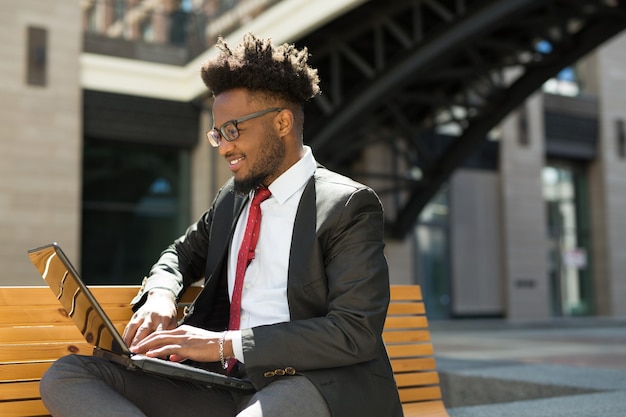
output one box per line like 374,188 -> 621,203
133,166 -> 403,417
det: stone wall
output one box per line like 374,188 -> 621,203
0,1 -> 82,285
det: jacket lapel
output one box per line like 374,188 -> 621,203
287,176 -> 323,318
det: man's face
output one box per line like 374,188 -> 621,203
213,89 -> 286,194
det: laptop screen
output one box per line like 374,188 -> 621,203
28,243 -> 128,355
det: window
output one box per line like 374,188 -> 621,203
543,163 -> 592,316
617,119 -> 625,159
543,66 -> 580,96
81,140 -> 190,284
26,26 -> 47,86
415,187 -> 451,319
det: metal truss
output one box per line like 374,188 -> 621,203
299,0 -> 626,238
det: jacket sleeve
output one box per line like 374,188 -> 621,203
241,184 -> 390,388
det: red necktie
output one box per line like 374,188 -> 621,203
227,186 -> 271,372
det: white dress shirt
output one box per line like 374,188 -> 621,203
228,146 -> 317,362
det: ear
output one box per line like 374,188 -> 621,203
275,109 -> 294,137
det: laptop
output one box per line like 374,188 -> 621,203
27,242 -> 254,393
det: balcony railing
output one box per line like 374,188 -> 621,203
81,0 -> 283,63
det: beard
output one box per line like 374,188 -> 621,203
233,130 -> 286,195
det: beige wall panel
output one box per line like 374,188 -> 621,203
190,106 -> 215,222
593,32 -> 626,315
385,240 -> 415,285
450,169 -> 503,315
0,1 -> 82,285
500,94 -> 551,319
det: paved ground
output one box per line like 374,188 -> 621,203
428,318 -> 626,416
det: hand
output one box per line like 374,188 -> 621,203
123,289 -> 178,348
130,325 -> 233,363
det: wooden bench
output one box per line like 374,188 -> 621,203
0,285 -> 449,417
385,285 -> 450,417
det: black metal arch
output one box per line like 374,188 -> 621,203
298,0 -> 626,238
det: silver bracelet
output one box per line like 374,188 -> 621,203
219,331 -> 228,369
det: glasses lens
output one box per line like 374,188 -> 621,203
222,122 -> 239,142
207,130 -> 221,147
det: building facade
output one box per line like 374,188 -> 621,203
2,0 -> 625,319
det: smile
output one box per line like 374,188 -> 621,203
228,156 -> 245,171
229,157 -> 244,166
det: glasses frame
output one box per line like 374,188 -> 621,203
206,107 -> 283,147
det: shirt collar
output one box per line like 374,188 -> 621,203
266,146 -> 316,205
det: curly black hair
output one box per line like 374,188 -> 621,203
200,33 -> 321,107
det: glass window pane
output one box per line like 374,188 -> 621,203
543,163 -> 592,316
81,140 -> 190,284
415,186 -> 450,319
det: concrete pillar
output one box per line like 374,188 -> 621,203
191,98 -> 238,221
589,32 -> 626,316
499,94 -> 551,319
449,169 -> 503,316
356,140 -> 416,286
190,101 -> 213,221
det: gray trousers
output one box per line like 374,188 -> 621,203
40,355 -> 331,417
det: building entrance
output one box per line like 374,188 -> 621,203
414,189 -> 451,319
543,163 -> 593,316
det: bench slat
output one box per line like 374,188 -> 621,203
399,386 -> 443,403
0,287 -> 136,306
0,306 -> 135,326
387,302 -> 426,315
0,381 -> 40,401
391,357 -> 438,373
387,343 -> 434,358
383,329 -> 431,343
0,285 -> 201,306
384,316 -> 429,329
0,399 -> 50,417
0,326 -> 84,342
0,323 -> 127,343
0,362 -> 52,382
390,285 -> 422,300
402,400 -> 449,417
394,371 -> 440,387
0,342 -> 94,363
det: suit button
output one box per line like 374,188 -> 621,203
263,371 -> 275,378
285,367 -> 296,375
274,369 -> 285,376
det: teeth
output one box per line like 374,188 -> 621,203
230,157 -> 244,166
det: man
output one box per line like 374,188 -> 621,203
40,33 -> 402,417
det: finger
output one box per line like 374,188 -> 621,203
133,333 -> 182,357
144,344 -> 181,359
122,318 -> 142,346
154,316 -> 177,331
130,312 -> 173,347
131,328 -> 174,352
131,324 -> 157,348
168,353 -> 186,362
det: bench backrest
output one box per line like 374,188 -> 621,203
384,285 -> 449,416
0,285 -> 447,417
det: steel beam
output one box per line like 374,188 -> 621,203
299,0 -> 626,238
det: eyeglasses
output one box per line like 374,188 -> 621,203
206,107 -> 283,147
